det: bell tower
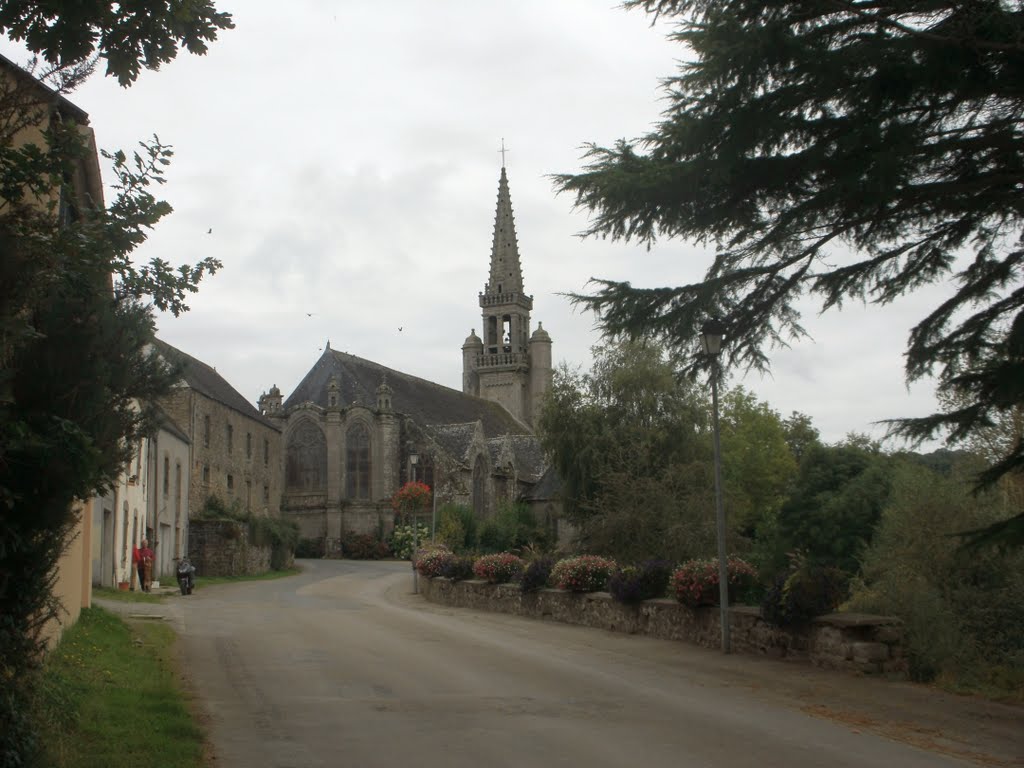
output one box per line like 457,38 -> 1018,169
462,160 -> 552,427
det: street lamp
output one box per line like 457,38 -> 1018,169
410,449 -> 419,594
701,318 -> 731,654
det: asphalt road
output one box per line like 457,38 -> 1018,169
155,559 -> 1021,768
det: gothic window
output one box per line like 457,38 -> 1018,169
263,438 -> 269,467
227,424 -> 234,454
285,420 -> 327,492
202,464 -> 210,483
203,415 -> 210,448
472,454 -> 486,518
346,423 -> 371,500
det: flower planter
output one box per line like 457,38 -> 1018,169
117,581 -> 129,591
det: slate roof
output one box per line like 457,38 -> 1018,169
285,348 -> 532,438
152,338 -> 279,430
521,464 -> 562,502
153,403 -> 190,444
487,434 -> 547,483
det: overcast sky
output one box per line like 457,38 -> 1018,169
3,1 -> 948,447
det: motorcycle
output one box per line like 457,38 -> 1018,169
176,558 -> 196,595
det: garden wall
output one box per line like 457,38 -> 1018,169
188,519 -> 274,577
419,577 -> 907,677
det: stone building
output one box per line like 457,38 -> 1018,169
262,165 -> 555,553
155,339 -> 283,520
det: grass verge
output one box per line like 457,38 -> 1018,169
33,607 -> 204,768
92,586 -> 165,603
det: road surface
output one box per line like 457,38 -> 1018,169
149,560 -> 1021,767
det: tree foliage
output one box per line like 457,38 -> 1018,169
537,341 -> 715,561
1,4 -> 228,762
0,0 -> 234,86
553,0 -> 1024,495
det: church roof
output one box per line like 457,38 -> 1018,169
521,464 -> 562,502
152,338 -> 279,430
284,348 -> 532,437
487,434 -> 548,483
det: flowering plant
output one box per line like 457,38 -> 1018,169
391,481 -> 432,518
472,552 -> 525,584
416,548 -> 455,578
672,556 -> 758,608
550,555 -> 618,593
388,522 -> 430,560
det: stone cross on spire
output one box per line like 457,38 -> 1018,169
498,138 -> 509,168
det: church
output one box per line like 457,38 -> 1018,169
254,166 -> 559,555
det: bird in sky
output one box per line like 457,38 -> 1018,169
398,326 -> 403,332
307,313 -> 315,317
207,228 -> 212,234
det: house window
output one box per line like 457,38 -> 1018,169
227,424 -> 234,454
263,484 -> 270,503
163,456 -> 170,496
263,438 -> 269,467
245,480 -> 251,511
227,474 -> 234,491
246,432 -> 252,459
203,415 -> 210,448
346,423 -> 371,499
202,465 -> 210,483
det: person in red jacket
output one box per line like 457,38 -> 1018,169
138,539 -> 155,592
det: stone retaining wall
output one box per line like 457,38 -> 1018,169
420,577 -> 906,677
188,519 -> 273,577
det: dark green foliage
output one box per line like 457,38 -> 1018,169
295,538 -> 324,559
553,0 -> 1024,518
761,561 -> 848,628
766,441 -> 893,575
0,1 -> 234,86
518,557 -> 555,594
196,495 -> 298,569
2,9 -> 227,764
848,463 -> 1024,692
441,555 -> 476,582
538,341 -> 719,562
477,502 -> 547,554
608,559 -> 673,604
339,531 -> 389,560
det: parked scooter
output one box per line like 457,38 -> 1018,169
176,558 -> 196,595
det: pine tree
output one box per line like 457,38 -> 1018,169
554,1 -> 1024,503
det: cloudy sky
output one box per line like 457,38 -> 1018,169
4,1 -> 948,446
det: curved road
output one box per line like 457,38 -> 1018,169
161,560 -> 1020,768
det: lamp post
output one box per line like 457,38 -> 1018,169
410,449 -> 419,595
701,318 -> 731,654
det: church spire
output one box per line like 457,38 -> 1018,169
486,165 -> 525,296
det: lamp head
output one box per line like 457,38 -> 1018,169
700,318 -> 726,356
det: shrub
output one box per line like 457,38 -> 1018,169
295,537 -> 324,559
550,555 -> 618,593
341,531 -> 389,560
388,522 -> 430,560
519,556 -> 555,593
672,556 -> 759,608
472,552 -> 525,584
416,549 -> 455,578
761,560 -> 848,627
478,502 -> 549,554
441,555 -> 477,582
609,559 -> 673,604
438,503 -> 477,552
